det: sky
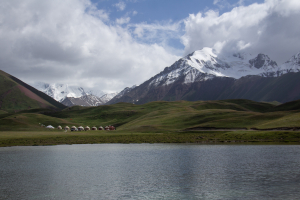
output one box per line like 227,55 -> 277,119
0,0 -> 300,93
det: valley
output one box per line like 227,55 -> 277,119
1,47 -> 300,147
1,99 -> 300,146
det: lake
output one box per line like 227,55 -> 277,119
1,144 -> 300,199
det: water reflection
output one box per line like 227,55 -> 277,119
0,144 -> 300,199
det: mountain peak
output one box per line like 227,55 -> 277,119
285,52 -> 300,65
186,47 -> 217,62
249,53 -> 277,69
31,82 -> 117,106
105,48 -> 300,105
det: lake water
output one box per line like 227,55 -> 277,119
1,144 -> 300,200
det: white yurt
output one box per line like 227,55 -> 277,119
78,126 -> 84,131
71,126 -> 77,131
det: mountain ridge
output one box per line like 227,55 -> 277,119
32,82 -> 117,107
108,48 -> 300,104
0,70 -> 66,111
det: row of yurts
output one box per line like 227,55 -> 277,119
50,125 -> 116,131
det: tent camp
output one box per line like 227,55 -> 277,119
71,126 -> 78,131
46,125 -> 54,129
78,126 -> 84,131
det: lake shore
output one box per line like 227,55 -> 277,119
1,130 -> 300,147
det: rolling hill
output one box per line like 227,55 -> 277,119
2,98 -> 300,131
0,70 -> 66,112
1,99 -> 300,146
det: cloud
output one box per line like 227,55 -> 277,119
116,17 -> 130,24
213,0 -> 235,10
131,20 -> 183,44
132,11 -> 138,16
0,0 -> 179,93
114,1 -> 126,11
182,0 -> 300,63
3,0 -> 298,94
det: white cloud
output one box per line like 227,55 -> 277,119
131,21 -> 183,44
0,0 -> 179,93
182,0 -> 300,63
132,11 -> 138,16
213,0 -> 232,9
114,1 -> 126,11
116,17 -> 130,24
2,0 -> 298,94
134,26 -> 144,38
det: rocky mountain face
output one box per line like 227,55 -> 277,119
60,95 -> 105,107
108,48 -> 300,104
32,83 -> 116,107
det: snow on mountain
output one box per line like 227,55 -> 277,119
61,94 -> 105,107
32,82 -> 88,102
183,47 -> 279,79
147,47 -> 300,88
278,52 -> 300,75
86,89 -> 105,98
113,85 -> 137,99
99,93 -> 118,102
31,82 -> 117,106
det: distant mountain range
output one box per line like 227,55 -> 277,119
32,82 -> 117,107
0,70 -> 66,112
108,48 -> 300,104
2,47 -> 300,111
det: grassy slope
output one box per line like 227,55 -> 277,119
0,70 -> 66,112
28,99 -> 299,131
9,74 -> 66,110
1,99 -> 300,146
3,99 -> 300,131
0,71 -> 43,111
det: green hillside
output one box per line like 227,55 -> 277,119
2,99 -> 300,132
0,70 -> 66,112
1,99 -> 300,146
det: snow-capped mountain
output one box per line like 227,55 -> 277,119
32,82 -> 91,102
278,52 -> 300,75
86,89 -> 106,98
61,93 -> 118,107
108,48 -> 300,105
113,85 -> 137,100
147,47 -> 283,88
32,82 -> 116,106
99,92 -> 118,102
61,95 -> 104,107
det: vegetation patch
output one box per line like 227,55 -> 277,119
1,99 -> 300,146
